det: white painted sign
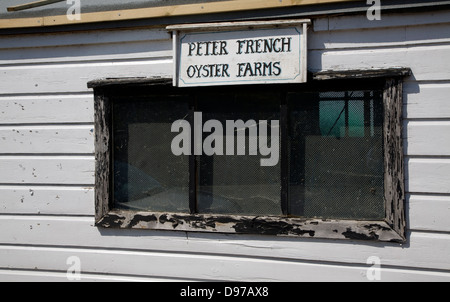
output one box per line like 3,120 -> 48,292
168,20 -> 309,87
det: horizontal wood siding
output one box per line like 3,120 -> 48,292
0,157 -> 94,184
404,83 -> 450,119
408,195 -> 450,232
406,158 -> 450,194
1,244 -> 450,282
0,186 -> 94,216
1,216 -> 450,276
0,60 -> 172,94
0,125 -> 94,154
0,269 -> 190,282
405,121 -> 450,156
0,94 -> 94,124
309,44 -> 450,81
0,10 -> 450,281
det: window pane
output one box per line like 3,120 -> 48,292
113,96 -> 190,213
197,93 -> 281,216
288,91 -> 384,220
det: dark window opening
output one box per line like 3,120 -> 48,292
91,74 -> 407,242
197,92 -> 281,216
112,96 -> 190,213
288,91 -> 384,220
110,88 -> 384,220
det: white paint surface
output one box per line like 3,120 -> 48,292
1,10 -> 450,281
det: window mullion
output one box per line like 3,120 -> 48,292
189,95 -> 198,214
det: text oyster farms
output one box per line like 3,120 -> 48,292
185,37 -> 292,78
176,26 -> 305,86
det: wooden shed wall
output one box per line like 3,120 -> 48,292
0,9 -> 450,281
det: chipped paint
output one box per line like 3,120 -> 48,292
129,213 -> 158,228
96,210 -> 405,243
92,75 -> 407,244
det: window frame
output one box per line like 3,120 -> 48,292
89,69 -> 409,243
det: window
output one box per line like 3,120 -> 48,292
112,95 -> 191,213
288,90 -> 385,220
90,71 -> 407,243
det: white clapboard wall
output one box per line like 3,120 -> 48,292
1,9 -> 450,281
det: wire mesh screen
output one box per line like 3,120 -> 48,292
288,91 -> 385,220
110,88 -> 384,220
112,96 -> 190,213
197,93 -> 281,216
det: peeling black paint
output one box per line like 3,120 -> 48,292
382,78 -> 406,242
389,238 -> 404,244
291,228 -> 316,237
233,218 -> 287,236
313,68 -> 411,81
159,214 -> 183,229
97,213 -> 126,228
233,218 -> 314,237
129,214 -> 157,228
172,214 -> 216,230
159,214 -> 250,230
207,216 -> 240,225
93,78 -> 406,243
364,224 -> 391,232
96,210 -> 402,242
342,228 -> 379,241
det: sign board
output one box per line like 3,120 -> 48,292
168,20 -> 310,87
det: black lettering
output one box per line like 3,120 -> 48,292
204,42 -> 212,56
246,40 -> 254,54
187,64 -> 234,78
264,39 -> 273,53
191,41 -> 229,56
273,61 -> 282,76
273,38 -> 282,53
215,64 -> 222,77
244,63 -> 254,77
209,64 -> 215,77
237,63 -> 245,77
188,43 -> 196,56
223,64 -> 230,77
232,38 -> 291,55
186,65 -> 196,78
194,65 -> 202,78
237,40 -> 245,54
255,39 -> 263,53
196,42 -> 203,56
212,41 -> 219,56
254,62 -> 262,76
202,65 -> 210,77
282,37 -> 292,52
220,41 -> 228,55
263,62 -> 272,76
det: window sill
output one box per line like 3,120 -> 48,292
96,210 -> 405,243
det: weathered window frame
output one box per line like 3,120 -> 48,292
88,68 -> 410,243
